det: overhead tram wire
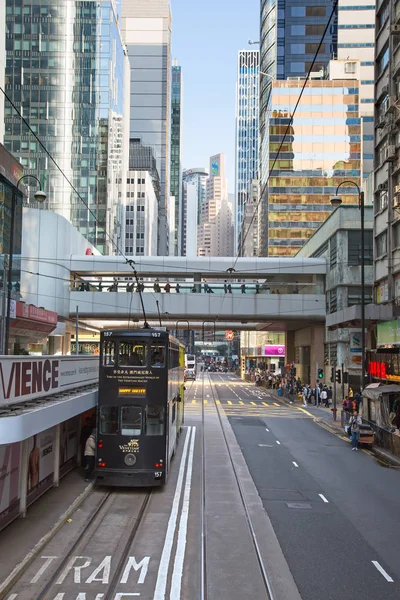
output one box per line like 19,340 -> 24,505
236,0 -> 339,263
0,84 -> 152,327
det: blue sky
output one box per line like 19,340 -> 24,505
171,0 -> 259,192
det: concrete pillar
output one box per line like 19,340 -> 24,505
285,331 -> 295,364
19,439 -> 30,518
63,333 -> 72,355
310,325 -> 325,386
194,274 -> 201,293
53,424 -> 61,487
76,417 -> 82,467
315,275 -> 325,294
48,335 -> 63,355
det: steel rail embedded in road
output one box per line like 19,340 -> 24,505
205,371 -> 275,600
201,371 -> 208,600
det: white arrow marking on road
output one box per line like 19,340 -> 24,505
292,462 -> 299,467
372,561 -> 394,582
319,494 -> 329,503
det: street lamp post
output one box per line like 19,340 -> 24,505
330,181 -> 365,394
3,175 -> 46,355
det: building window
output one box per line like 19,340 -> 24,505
394,222 -> 400,249
375,231 -> 387,258
329,289 -> 337,313
348,231 -> 373,266
377,46 -> 389,77
374,189 -> 388,213
306,6 -> 326,17
344,62 -> 357,74
348,286 -> 373,307
330,235 -> 337,268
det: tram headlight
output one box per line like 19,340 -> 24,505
124,453 -> 137,466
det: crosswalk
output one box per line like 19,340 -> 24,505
184,398 -> 311,419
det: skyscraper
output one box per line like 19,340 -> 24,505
170,60 -> 183,256
4,0 -> 128,254
259,0 -> 338,254
197,154 -> 234,257
181,168 -> 208,257
121,0 -> 172,255
235,50 -> 259,255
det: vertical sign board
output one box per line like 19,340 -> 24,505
0,442 -> 21,531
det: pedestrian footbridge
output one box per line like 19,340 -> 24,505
68,256 -> 326,329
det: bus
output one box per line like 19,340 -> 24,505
96,328 -> 185,487
185,353 -> 196,370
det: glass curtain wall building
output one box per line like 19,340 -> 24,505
235,50 -> 259,255
4,0 -> 127,254
267,79 -> 361,256
181,168 -> 208,257
170,60 -> 183,256
259,0 -> 338,255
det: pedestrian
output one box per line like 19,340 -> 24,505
204,282 -> 209,293
255,283 -> 260,294
321,387 -> 328,408
140,282 -> 145,292
224,280 -> 228,294
84,429 -> 96,481
154,279 -> 161,293
227,283 -> 232,294
164,282 -> 171,293
348,411 -> 362,451
302,386 -> 308,407
314,385 -> 321,407
349,387 -> 354,398
327,386 -> 333,406
98,282 -> 103,292
176,283 -> 181,293
241,283 -> 246,294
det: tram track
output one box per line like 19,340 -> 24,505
201,371 -> 275,600
5,488 -> 152,600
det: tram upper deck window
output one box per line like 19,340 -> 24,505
121,406 -> 142,436
100,406 -> 119,434
146,406 -> 164,435
102,341 -> 116,367
151,345 -> 165,367
119,342 -> 147,367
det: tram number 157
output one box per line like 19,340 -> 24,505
154,471 -> 163,478
152,333 -> 162,337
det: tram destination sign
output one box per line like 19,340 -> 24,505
0,355 -> 99,406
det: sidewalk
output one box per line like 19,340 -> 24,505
0,469 -> 93,596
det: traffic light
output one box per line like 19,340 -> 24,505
330,367 -> 335,383
343,371 -> 349,384
336,369 -> 341,384
318,368 -> 324,379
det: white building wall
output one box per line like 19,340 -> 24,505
125,170 -> 158,257
185,183 -> 198,258
21,209 -> 97,318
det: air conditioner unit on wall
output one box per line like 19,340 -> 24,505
384,146 -> 396,161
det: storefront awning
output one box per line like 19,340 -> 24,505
10,302 -> 58,337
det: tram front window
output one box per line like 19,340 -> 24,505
146,406 -> 164,435
100,406 -> 119,434
119,343 -> 147,367
121,406 -> 142,436
151,345 -> 165,367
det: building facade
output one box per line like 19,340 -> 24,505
259,0 -> 338,255
181,168 -> 208,257
241,180 -> 260,257
266,78 -> 362,256
197,154 -> 234,257
297,205 -> 373,391
125,141 -> 160,257
121,0 -> 172,255
235,50 -> 259,255
4,0 -> 127,254
170,60 -> 183,256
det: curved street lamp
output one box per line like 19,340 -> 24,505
4,175 -> 47,355
330,180 -> 365,396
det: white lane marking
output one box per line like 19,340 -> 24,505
258,444 -> 273,448
7,595 -> 18,600
169,428 -> 196,599
319,494 -> 329,503
292,462 -> 299,468
153,427 -> 192,600
30,556 -> 57,583
265,428 -> 270,432
276,441 -> 281,445
372,561 -> 394,582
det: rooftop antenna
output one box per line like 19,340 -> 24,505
126,259 -> 149,328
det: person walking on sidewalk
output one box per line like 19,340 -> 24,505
321,387 -> 328,408
349,411 -> 362,451
84,429 -> 96,481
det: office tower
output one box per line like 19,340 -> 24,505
235,50 -> 259,255
121,0 -> 172,255
266,76 -> 361,256
373,1 -> 400,309
4,0 -> 127,254
0,0 -> 5,143
336,0 -> 376,178
125,141 -> 160,257
182,168 -> 208,257
259,0 -> 338,254
241,180 -> 260,257
170,60 -> 183,256
197,154 -> 234,257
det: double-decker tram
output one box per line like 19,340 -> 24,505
95,328 -> 185,486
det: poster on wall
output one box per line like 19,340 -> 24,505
0,442 -> 21,531
27,426 -> 56,506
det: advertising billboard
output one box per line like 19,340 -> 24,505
264,345 -> 285,357
0,442 -> 20,531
